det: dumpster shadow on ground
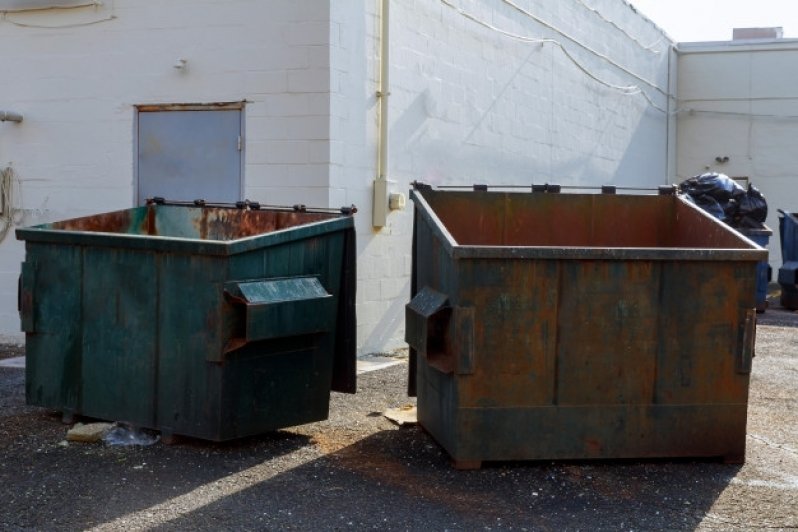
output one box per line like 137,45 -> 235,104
153,427 -> 742,530
0,402 -> 313,531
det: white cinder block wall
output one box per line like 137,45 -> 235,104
676,40 -> 798,270
332,0 -> 674,354
0,0 -> 333,343
0,0 -> 674,350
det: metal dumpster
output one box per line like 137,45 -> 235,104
778,209 -> 798,309
739,225 -> 772,312
17,200 -> 357,441
406,185 -> 765,468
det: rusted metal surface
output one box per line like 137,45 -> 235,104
46,205 -> 337,241
421,190 -> 761,256
136,101 -> 245,112
16,203 -> 357,441
19,205 -> 350,258
408,188 -> 765,467
49,207 -> 153,235
191,208 -> 334,241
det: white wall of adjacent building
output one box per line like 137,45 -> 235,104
675,39 -> 798,270
0,0 -> 674,349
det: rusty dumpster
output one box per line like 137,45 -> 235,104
17,200 -> 356,442
406,185 -> 766,468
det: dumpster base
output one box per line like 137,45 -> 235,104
29,341 -> 335,442
418,403 -> 748,466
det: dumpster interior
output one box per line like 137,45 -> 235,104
44,205 -> 338,241
424,191 -> 757,249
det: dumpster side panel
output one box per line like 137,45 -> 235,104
331,226 -> 357,394
221,337 -> 331,437
24,243 -> 83,414
156,253 -> 226,440
81,247 -> 158,426
412,206 -> 460,456
556,260 -> 659,405
216,230 -> 348,438
453,258 -> 559,408
656,261 -> 754,405
440,257 -> 753,462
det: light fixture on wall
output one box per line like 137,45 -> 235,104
173,58 -> 188,71
715,156 -> 730,164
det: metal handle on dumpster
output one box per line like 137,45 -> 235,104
737,308 -> 756,374
18,261 -> 35,333
406,287 -> 474,375
223,276 -> 335,355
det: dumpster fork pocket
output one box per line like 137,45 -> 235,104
406,287 -> 474,375
222,276 -> 334,358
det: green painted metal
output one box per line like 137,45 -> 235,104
224,277 -> 335,346
407,188 -> 766,468
17,204 -> 356,441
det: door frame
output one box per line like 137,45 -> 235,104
133,101 -> 246,205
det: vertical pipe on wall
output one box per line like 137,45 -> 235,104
372,0 -> 390,228
666,44 -> 678,184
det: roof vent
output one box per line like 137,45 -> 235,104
733,27 -> 783,40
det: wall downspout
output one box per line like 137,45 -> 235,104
372,0 -> 390,228
666,44 -> 678,184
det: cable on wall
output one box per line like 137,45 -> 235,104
574,0 -> 664,54
1,0 -> 115,28
495,0 -> 667,95
439,0 -> 673,114
681,108 -> 798,120
0,1 -> 100,13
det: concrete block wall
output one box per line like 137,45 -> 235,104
332,0 -> 673,354
676,40 -> 798,270
0,0 -> 333,342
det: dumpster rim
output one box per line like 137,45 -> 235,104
16,215 -> 355,256
450,245 -> 767,261
411,189 -> 768,262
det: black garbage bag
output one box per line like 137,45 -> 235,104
679,173 -> 746,203
679,173 -> 768,228
679,173 -> 746,223
682,193 -> 726,221
735,183 -> 768,228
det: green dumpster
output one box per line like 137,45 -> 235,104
407,184 -> 766,468
17,200 -> 357,441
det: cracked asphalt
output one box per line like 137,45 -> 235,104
0,305 -> 796,531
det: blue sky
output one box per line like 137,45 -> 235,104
629,0 -> 797,42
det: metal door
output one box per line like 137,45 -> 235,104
137,104 -> 243,205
